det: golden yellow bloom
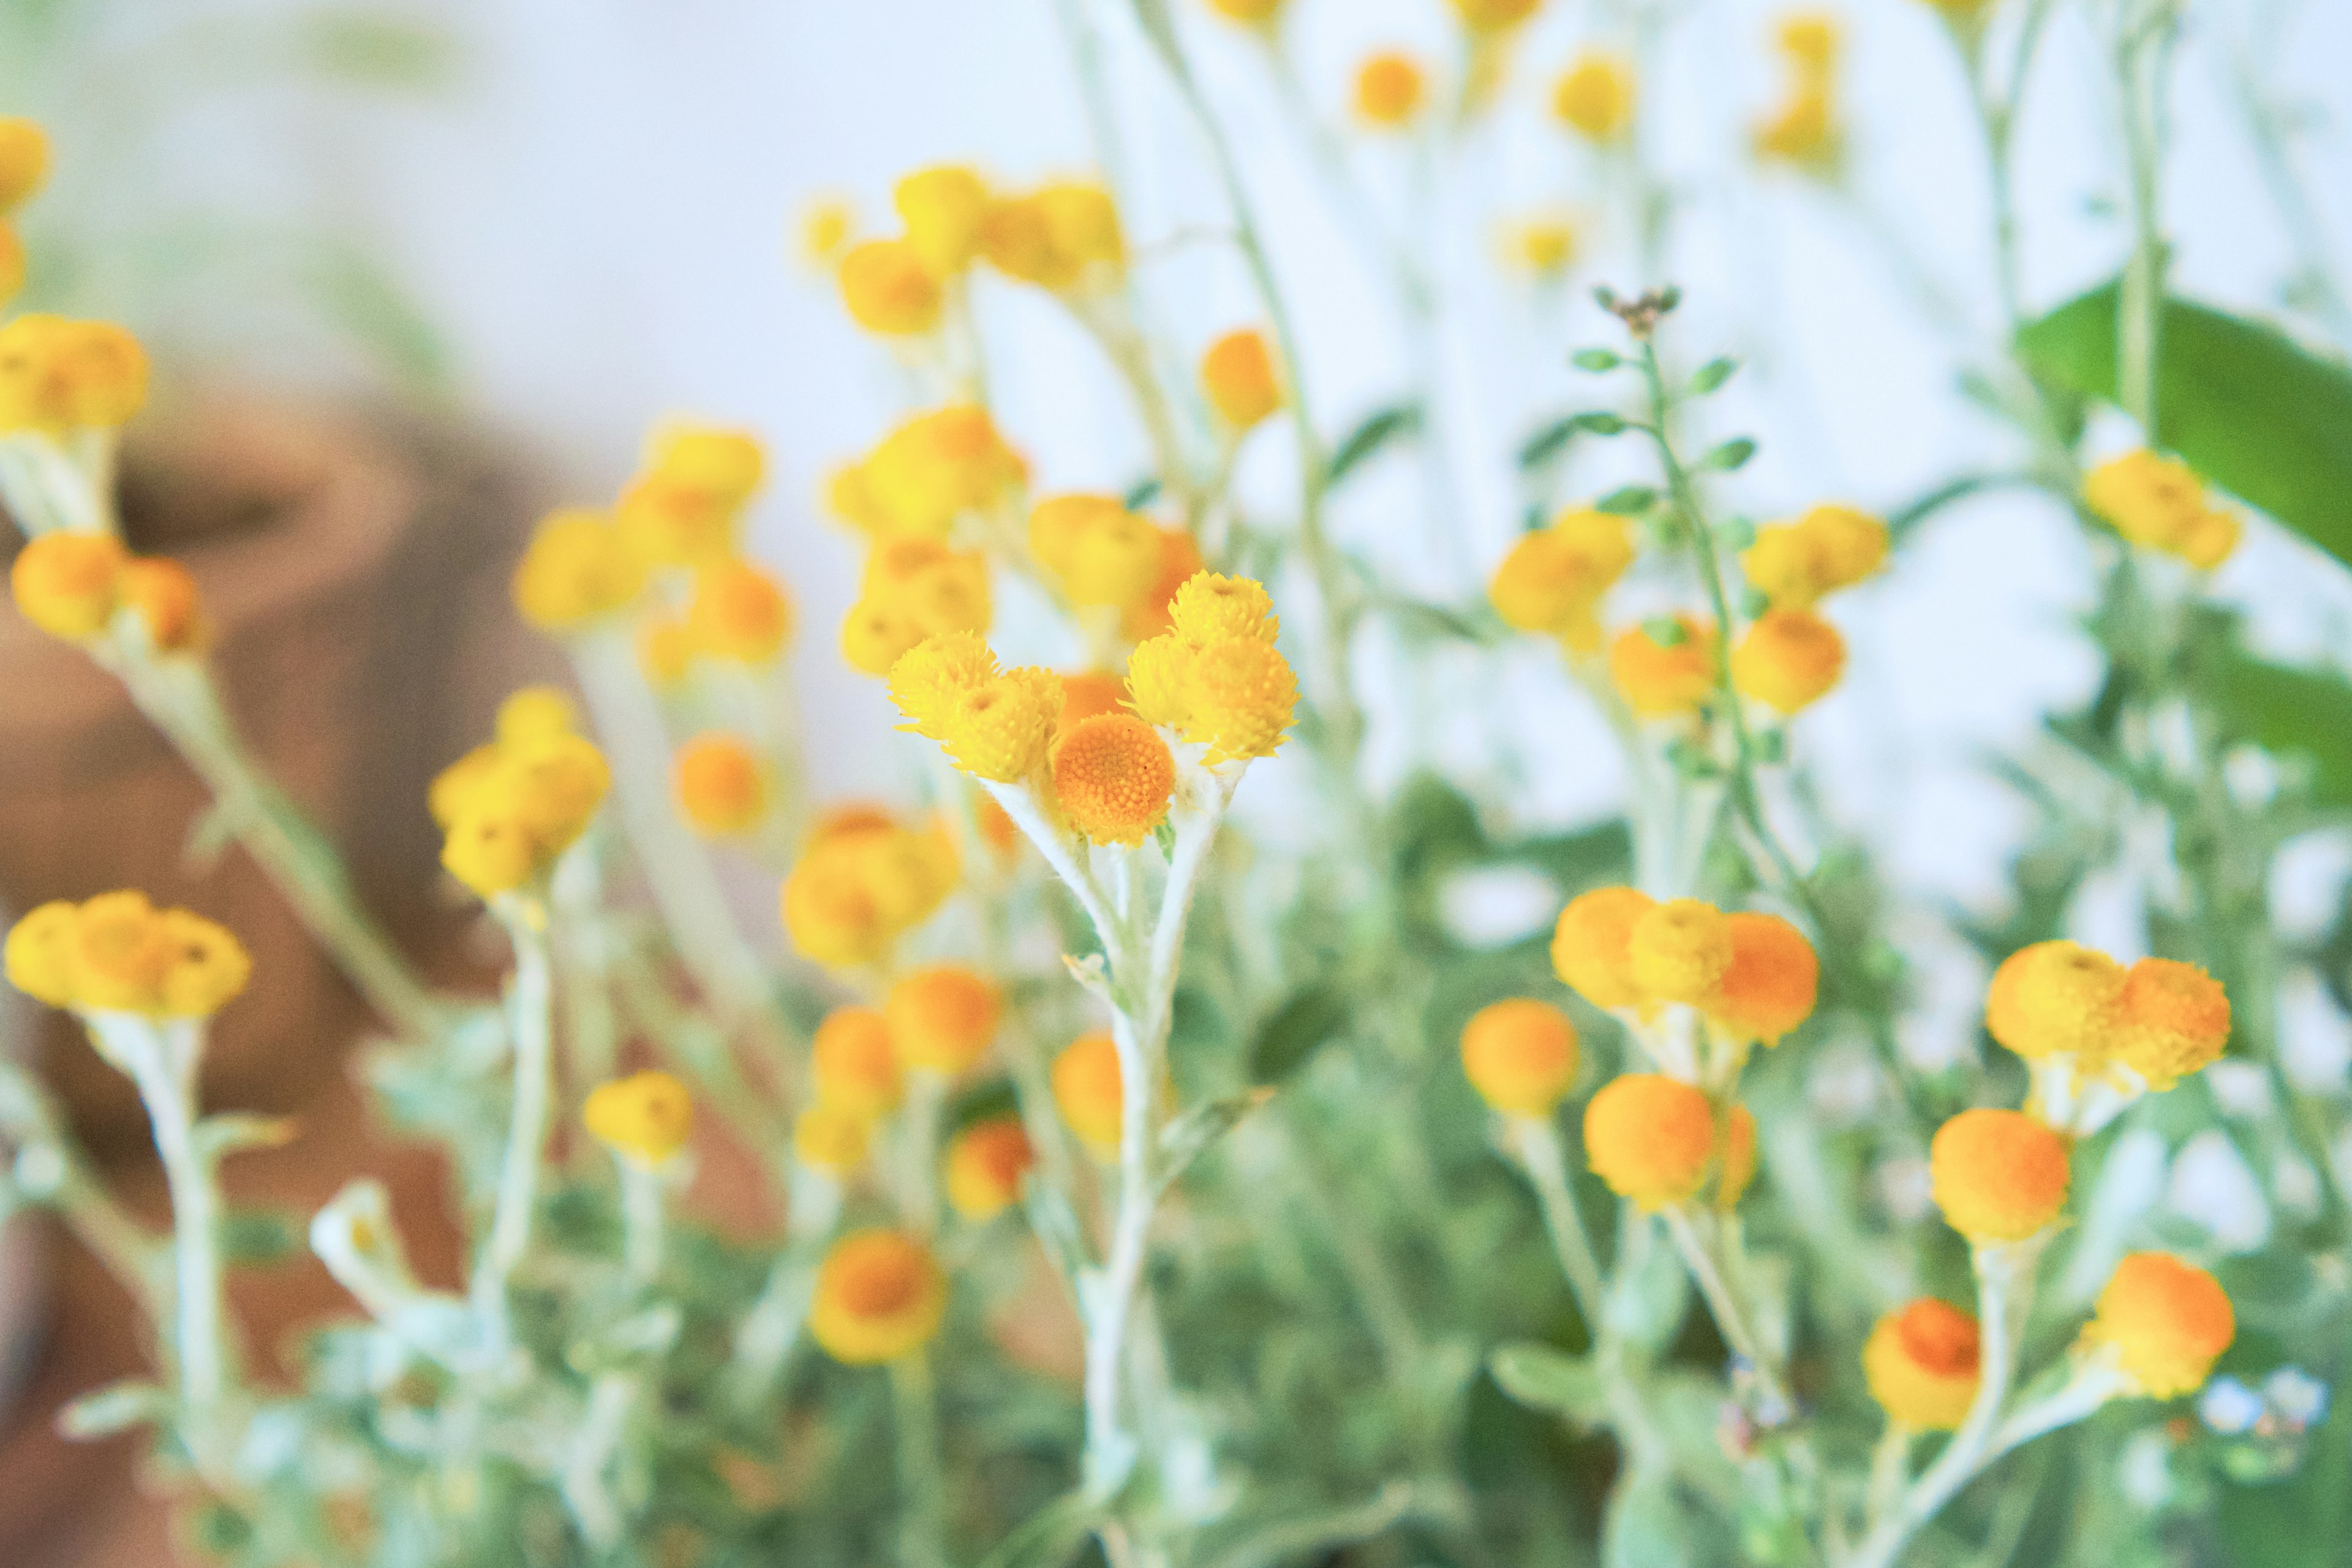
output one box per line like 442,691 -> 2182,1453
1705,911 -> 1818,1044
512,508 -> 645,632
1628,898 -> 1733,1006
0,225 -> 24,305
1552,52 -> 1635,141
1742,504 -> 1888,609
10,529 -> 125,641
1460,998 -> 1579,1117
895,165 -> 990,278
1609,616 -> 1717,717
1488,508 -> 1634,647
2113,958 -> 2228,1091
978,184 -> 1125,293
1126,634 -> 1196,729
1054,1030 -> 1125,1155
1052,713 -> 1177,846
1200,329 -> 1283,432
888,631 -> 998,740
1776,12 -> 1841,71
673,733 -> 769,837
812,1006 -> 903,1120
440,731 -> 611,897
0,118 -> 49,214
1755,87 -> 1839,171
1497,215 -> 1578,279
1732,608 -> 1846,714
1353,52 -> 1428,129
616,473 -> 742,571
1169,571 -> 1279,646
940,666 -> 1061,782
809,1229 -> 948,1365
584,1071 -> 694,1166
1864,1300 -> 1981,1431
2084,1252 -> 2234,1399
64,891 -> 174,1014
1551,886 -> 1654,1011
0,315 -> 148,431
886,965 -> 1002,1076
839,237 -> 944,336
846,543 -> 993,677
796,195 -> 856,267
1122,527 -> 1205,643
1984,940 -> 2125,1066
1180,638 -> 1298,764
944,1117 -> 1035,1221
1030,494 -> 1164,608
1929,1108 -> 2069,1242
637,612 -> 699,687
859,404 -> 1027,538
649,424 -> 764,506
496,685 -> 579,745
158,908 -> 252,1019
1716,1104 -> 1758,1208
1449,0 -> 1542,31
1058,669 -> 1131,733
1584,1074 -> 1716,1210
688,559 -> 793,664
782,808 -> 958,969
2082,450 -> 2241,570
793,1102 -> 872,1174
1037,181 -> 1125,277
1205,0 -> 1284,21
4,902 -> 78,1008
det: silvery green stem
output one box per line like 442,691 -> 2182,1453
0,1057 -> 161,1319
1662,1205 -> 1788,1413
619,1156 -> 666,1286
472,903 -> 555,1356
2114,0 -> 2179,435
892,1350 -> 952,1568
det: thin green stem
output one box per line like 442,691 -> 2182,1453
472,902 -> 556,1355
618,1156 -> 666,1286
892,1351 -> 953,1568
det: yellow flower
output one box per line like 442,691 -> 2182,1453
2113,958 -> 2228,1091
440,729 -> 611,896
978,183 -> 1125,293
616,472 -> 742,571
1929,1108 -> 2069,1242
886,965 -> 1002,1076
1030,494 -> 1164,608
1550,886 -> 1654,1011
495,685 -> 579,745
1460,998 -> 1579,1117
1742,504 -> 1888,609
64,891 -> 174,1014
1705,911 -> 1818,1044
1169,571 -> 1278,646
813,1006 -> 903,1120
1627,897 -> 1733,1006
584,1071 -> 694,1167
895,165 -> 990,278
1126,634 -> 1197,729
649,424 -> 765,507
1200,329 -> 1283,432
846,543 -> 993,677
1755,86 -> 1839,171
440,813 -> 540,897
2084,1253 -> 2234,1399
1864,1300 -> 1981,1431
796,195 -> 856,268
1122,526 -> 1205,643
0,315 -> 148,431
943,1117 -> 1035,1221
1204,0 -> 1284,22
1552,52 -> 1635,142
888,631 -> 999,740
1497,215 -> 1578,279
687,559 -> 793,664
1489,508 -> 1634,647
638,613 -> 699,687
4,902 -> 79,1008
0,118 -> 50,214
1732,608 -> 1846,714
2082,450 -> 2241,570
159,908 -> 253,1019
512,508 -> 645,632
1716,1104 -> 1759,1208
0,224 -> 23,304
1353,52 -> 1429,129
809,1229 -> 948,1365
10,529 -> 125,641
1058,669 -> 1132,733
1449,0 -> 1542,32
1984,940 -> 2125,1066
1776,12 -> 1841,72
1176,638 -> 1298,764
1052,714 -> 1177,846
1584,1074 -> 1717,1210
940,666 -> 1062,782
859,404 -> 1028,538
1053,1030 -> 1125,1155
673,732 -> 769,837
1608,616 -> 1717,717
838,238 -> 944,336
781,808 -> 957,969
793,1102 -> 872,1174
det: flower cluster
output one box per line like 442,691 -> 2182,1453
2082,449 -> 2242,570
429,687 -> 612,898
0,116 -> 46,303
5,890 -> 249,1019
1754,12 -> 1842,172
10,527 -> 205,652
780,804 -> 960,969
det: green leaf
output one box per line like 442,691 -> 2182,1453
1597,485 -> 1657,516
1327,402 -> 1423,487
1699,437 -> 1757,472
219,1208 -> 300,1266
2018,280 -> 2352,567
1572,411 -> 1630,436
2215,654 -> 2352,810
1123,475 -> 1163,511
1687,356 -> 1738,395
1487,1343 -> 1604,1422
1603,1472 -> 1695,1568
1246,986 -> 1352,1086
1155,1090 -> 1272,1193
1518,416 -> 1581,471
1573,348 -> 1623,372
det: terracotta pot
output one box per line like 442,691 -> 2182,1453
0,395 -> 549,1156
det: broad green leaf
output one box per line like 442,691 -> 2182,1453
2018,281 -> 2352,568
1604,1471 -> 1695,1568
1246,985 -> 1352,1085
1487,1343 -> 1604,1422
2215,654 -> 2352,810
1327,402 -> 1423,487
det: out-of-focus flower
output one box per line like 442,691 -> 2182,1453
810,1230 -> 948,1364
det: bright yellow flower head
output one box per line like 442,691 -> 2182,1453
1584,1073 -> 1717,1210
796,194 -> 856,268
941,666 -> 1062,783
0,118 -> 50,214
2085,1253 -> 2234,1399
1123,527 -> 1205,643
1030,494 -> 1164,608
839,237 -> 944,336
1984,940 -> 2125,1066
1743,504 -> 1888,609
894,165 -> 990,278
1460,998 -> 1579,1117
1755,86 -> 1840,171
1705,911 -> 1818,1044
1353,52 -> 1429,129
1054,1030 -> 1125,1155
0,315 -> 148,431
886,965 -> 1002,1076
888,631 -> 999,740
616,471 -> 742,572
1058,669 -> 1131,733
809,1229 -> 948,1365
1864,1300 -> 1981,1431
1776,12 -> 1841,71
2113,958 -> 2228,1091
846,543 -> 993,677
859,404 -> 1027,538
439,729 -> 611,897
688,559 -> 793,664
1497,214 -> 1579,279
781,809 -> 957,969
1449,0 -> 1542,32
159,908 -> 253,1018
26,892 -> 250,1019
1180,637 -> 1299,764
10,529 -> 125,641
1551,886 -> 1654,1011
1553,52 -> 1636,142
673,732 -> 769,837
496,685 -> 579,746
1609,616 -> 1717,717
1489,508 -> 1634,647
1628,897 -> 1733,1006
1169,571 -> 1279,646
512,508 -> 646,633
119,557 -> 204,654
1732,608 -> 1846,715
440,813 -> 540,897
1205,0 -> 1284,21
1200,329 -> 1283,432
65,891 -> 175,1014
2082,450 -> 2241,570
584,1071 -> 694,1167
1929,1108 -> 2069,1242
649,424 -> 765,507
943,1117 -> 1035,1221
4,902 -> 78,1008
793,1102 -> 872,1174
1052,713 -> 1177,846
978,183 -> 1125,293
1126,634 -> 1197,729
813,1006 -> 903,1120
